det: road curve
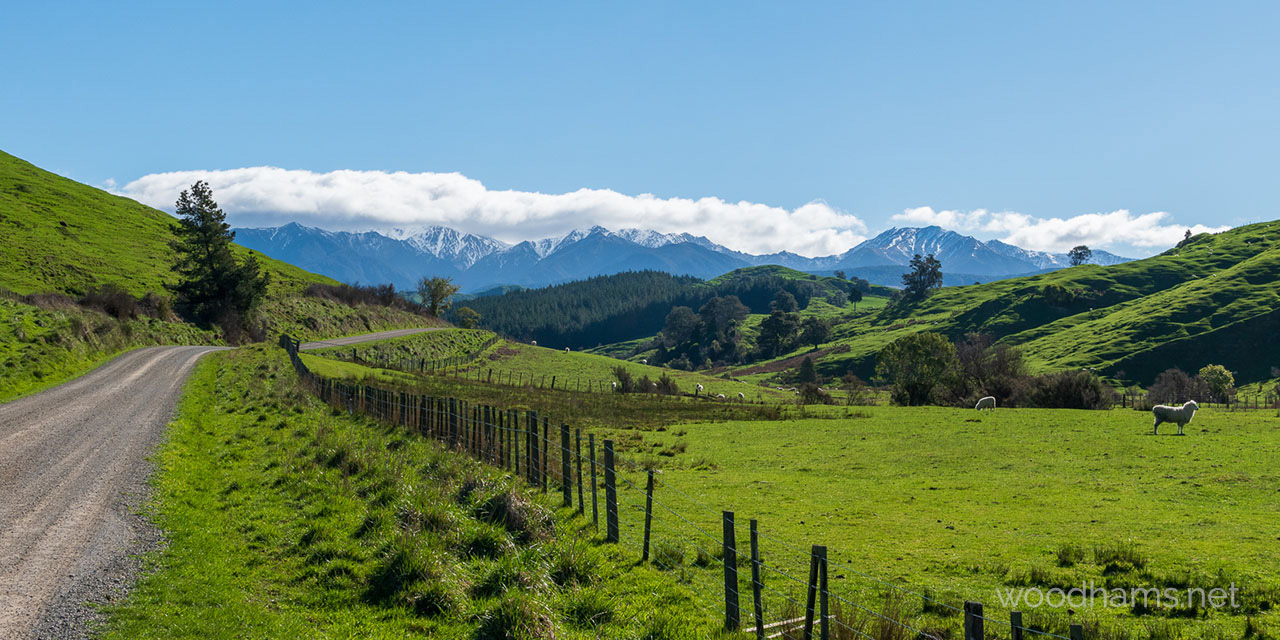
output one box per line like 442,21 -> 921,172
298,327 -> 441,350
0,345 -> 225,639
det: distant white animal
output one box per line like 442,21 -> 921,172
738,392 -> 745,401
695,384 -> 704,395
611,381 -> 617,391
531,340 -> 537,346
1153,400 -> 1199,435
641,359 -> 648,365
565,347 -> 570,352
975,396 -> 996,411
651,382 -> 658,390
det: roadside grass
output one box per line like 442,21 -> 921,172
607,405 -> 1280,637
102,345 -> 723,639
0,297 -> 217,403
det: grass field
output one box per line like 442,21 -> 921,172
103,345 -> 720,639
607,405 -> 1280,638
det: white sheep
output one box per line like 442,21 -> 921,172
565,347 -> 570,352
975,396 -> 996,411
611,381 -> 617,391
641,359 -> 648,365
651,382 -> 658,390
531,340 -> 537,346
737,392 -> 745,401
1152,400 -> 1199,435
716,393 -> 726,400
695,384 -> 703,395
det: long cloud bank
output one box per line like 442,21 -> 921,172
892,207 -> 1230,253
116,167 -> 869,257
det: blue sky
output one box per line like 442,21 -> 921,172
2,2 -> 1272,256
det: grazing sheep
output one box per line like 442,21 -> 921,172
1152,400 -> 1199,435
611,381 -> 617,391
975,396 -> 996,411
565,347 -> 570,352
716,393 -> 726,400
531,340 -> 537,346
651,382 -> 658,390
695,384 -> 703,395
737,392 -> 745,401
641,359 -> 648,365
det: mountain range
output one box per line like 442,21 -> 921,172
233,223 -> 1130,292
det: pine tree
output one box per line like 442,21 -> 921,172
170,181 -> 269,329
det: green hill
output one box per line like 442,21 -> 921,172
0,149 -> 438,401
805,221 -> 1280,385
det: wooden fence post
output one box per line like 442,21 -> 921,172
723,511 -> 739,632
817,545 -> 828,640
641,469 -> 654,561
560,424 -> 572,507
750,519 -> 764,640
541,417 -> 549,493
803,546 -> 820,640
1070,624 -> 1084,640
1011,611 -> 1023,640
604,440 -> 618,543
575,429 -> 584,515
963,601 -> 984,640
589,434 -> 599,530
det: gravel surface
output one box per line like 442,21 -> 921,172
298,327 -> 441,350
0,346 -> 225,640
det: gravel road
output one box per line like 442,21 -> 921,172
298,327 -> 440,350
0,329 -> 437,638
0,346 -> 224,639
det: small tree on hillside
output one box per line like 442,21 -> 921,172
170,181 -> 269,333
834,270 -> 847,280
1198,364 -> 1235,402
848,287 -> 863,311
799,317 -> 832,351
419,276 -> 460,317
797,356 -> 818,384
455,306 -> 481,329
757,310 -> 800,358
901,254 -> 943,301
1068,245 -> 1092,267
770,290 -> 799,313
875,331 -> 956,406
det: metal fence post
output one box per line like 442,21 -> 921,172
590,434 -> 599,530
750,519 -> 763,640
604,440 -> 618,543
642,469 -> 654,562
723,511 -> 739,632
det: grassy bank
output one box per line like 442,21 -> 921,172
103,345 -> 719,639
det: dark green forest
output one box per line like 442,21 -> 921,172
454,267 -> 874,351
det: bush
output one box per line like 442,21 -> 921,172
655,373 -> 679,395
1148,368 -> 1208,405
78,283 -> 139,320
304,282 -> 428,315
797,382 -> 833,405
612,366 -> 634,393
1029,370 -> 1117,410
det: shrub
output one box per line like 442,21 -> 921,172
78,283 -> 139,320
797,382 -> 833,405
655,373 -> 679,395
612,366 -> 634,393
1148,368 -> 1208,405
1029,370 -> 1117,409
474,488 -> 554,543
304,282 -> 428,315
475,591 -> 558,639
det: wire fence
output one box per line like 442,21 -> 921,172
281,334 -> 1091,639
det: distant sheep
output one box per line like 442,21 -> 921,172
531,340 -> 537,346
975,396 -> 996,411
641,359 -> 648,365
565,347 -> 570,352
611,381 -> 617,391
695,384 -> 703,395
1152,400 -> 1199,435
716,393 -> 726,400
737,392 -> 745,401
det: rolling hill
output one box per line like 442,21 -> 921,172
0,149 -> 437,400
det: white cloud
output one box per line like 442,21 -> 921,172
116,167 -> 868,257
892,206 -> 1229,253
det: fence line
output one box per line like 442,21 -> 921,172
279,334 -> 1092,639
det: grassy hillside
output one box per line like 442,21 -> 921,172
0,149 -> 439,402
711,222 -> 1280,387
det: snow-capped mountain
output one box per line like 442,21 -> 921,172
233,222 -> 1132,292
385,225 -> 509,269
